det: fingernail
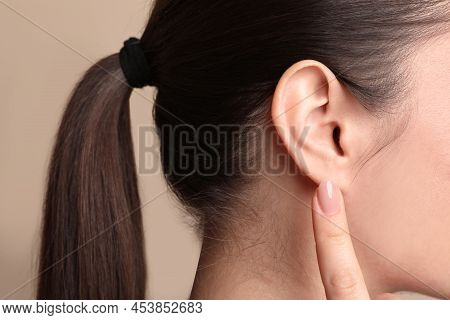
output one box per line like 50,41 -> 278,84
317,180 -> 340,216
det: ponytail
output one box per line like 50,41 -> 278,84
37,54 -> 146,299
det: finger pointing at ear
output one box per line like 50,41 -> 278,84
312,181 -> 370,300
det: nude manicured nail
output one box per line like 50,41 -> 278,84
317,180 -> 340,216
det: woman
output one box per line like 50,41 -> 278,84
37,0 -> 450,299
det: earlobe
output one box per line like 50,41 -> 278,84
271,60 -> 372,190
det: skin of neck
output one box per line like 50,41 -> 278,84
190,172 -> 329,299
189,127 -> 395,300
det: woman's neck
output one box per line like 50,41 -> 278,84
190,176 -> 327,299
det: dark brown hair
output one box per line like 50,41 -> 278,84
38,0 -> 448,299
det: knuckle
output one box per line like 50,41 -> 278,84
320,228 -> 348,246
328,230 -> 347,242
328,269 -> 359,294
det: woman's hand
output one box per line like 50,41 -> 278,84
312,180 -> 399,300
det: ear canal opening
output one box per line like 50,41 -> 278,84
332,126 -> 344,156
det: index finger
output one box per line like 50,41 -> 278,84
312,180 -> 370,300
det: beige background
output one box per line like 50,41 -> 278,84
0,0 -> 200,299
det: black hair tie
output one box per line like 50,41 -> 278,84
119,37 -> 153,88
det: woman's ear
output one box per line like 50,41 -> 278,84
271,60 -> 375,191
